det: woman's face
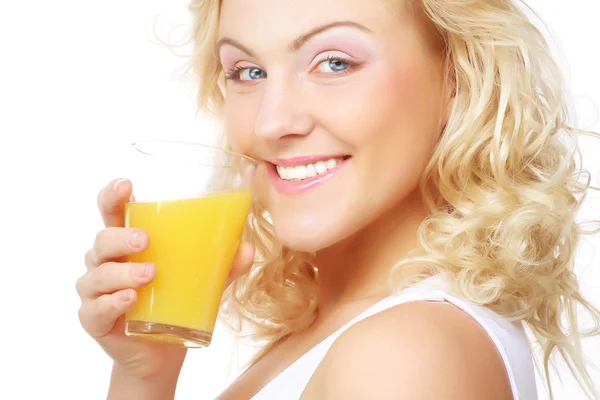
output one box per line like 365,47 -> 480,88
218,0 -> 451,252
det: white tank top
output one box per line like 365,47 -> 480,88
251,276 -> 538,400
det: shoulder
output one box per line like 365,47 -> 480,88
302,301 -> 513,400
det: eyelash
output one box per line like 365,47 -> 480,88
224,55 -> 358,82
319,54 -> 356,75
224,65 -> 249,81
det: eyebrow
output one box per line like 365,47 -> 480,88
216,20 -> 372,57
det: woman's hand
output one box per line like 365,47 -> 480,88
76,178 -> 255,382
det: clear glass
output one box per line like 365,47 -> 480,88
123,140 -> 256,348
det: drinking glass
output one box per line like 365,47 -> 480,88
123,140 -> 256,348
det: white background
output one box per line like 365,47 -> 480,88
1,1 -> 599,399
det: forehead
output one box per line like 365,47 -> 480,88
218,0 -> 402,44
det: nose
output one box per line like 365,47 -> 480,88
254,78 -> 313,140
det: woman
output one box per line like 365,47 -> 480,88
76,0 -> 600,398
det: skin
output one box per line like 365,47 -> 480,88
219,0 -> 447,309
76,0 -> 513,398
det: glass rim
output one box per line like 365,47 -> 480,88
129,140 -> 258,167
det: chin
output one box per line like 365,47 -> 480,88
272,214 -> 347,253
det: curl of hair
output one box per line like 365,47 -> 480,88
170,0 -> 600,397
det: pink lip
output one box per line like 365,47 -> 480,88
267,157 -> 351,195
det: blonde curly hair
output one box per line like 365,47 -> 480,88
164,0 -> 600,397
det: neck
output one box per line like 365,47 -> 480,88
314,189 -> 430,317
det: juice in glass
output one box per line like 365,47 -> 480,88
124,189 -> 252,347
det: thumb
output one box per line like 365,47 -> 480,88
227,242 -> 255,285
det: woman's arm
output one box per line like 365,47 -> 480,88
107,361 -> 182,400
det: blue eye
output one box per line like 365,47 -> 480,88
226,66 -> 266,81
240,68 -> 266,81
317,58 -> 350,73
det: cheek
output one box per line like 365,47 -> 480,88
304,57 -> 442,229
223,95 -> 258,154
310,59 -> 440,155
361,61 -> 441,195
368,61 -> 441,159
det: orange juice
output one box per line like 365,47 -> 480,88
124,189 -> 252,346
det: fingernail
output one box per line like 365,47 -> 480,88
134,263 -> 150,279
113,178 -> 128,193
129,231 -> 143,248
121,289 -> 132,302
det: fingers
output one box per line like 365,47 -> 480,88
76,257 -> 155,338
97,178 -> 133,228
76,261 -> 156,299
227,242 -> 255,283
78,289 -> 137,338
89,227 -> 149,267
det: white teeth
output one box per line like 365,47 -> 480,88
276,158 -> 345,181
294,165 -> 307,180
315,161 -> 327,175
276,165 -> 289,179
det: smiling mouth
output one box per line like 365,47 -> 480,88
275,156 -> 351,181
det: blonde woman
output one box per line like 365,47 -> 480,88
76,0 -> 600,399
